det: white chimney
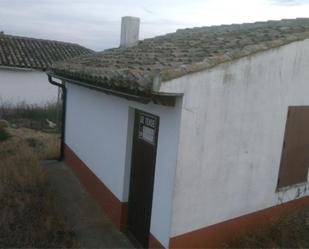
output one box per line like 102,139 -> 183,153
120,16 -> 140,48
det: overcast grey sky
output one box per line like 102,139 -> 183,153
1,0 -> 309,51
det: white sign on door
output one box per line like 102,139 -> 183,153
138,113 -> 158,145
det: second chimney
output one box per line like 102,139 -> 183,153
120,16 -> 140,48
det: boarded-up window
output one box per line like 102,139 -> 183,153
277,106 -> 309,189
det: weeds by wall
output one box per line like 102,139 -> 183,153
227,208 -> 309,248
0,130 -> 75,247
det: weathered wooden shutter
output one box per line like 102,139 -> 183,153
277,106 -> 309,188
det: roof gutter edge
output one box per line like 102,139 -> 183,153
47,71 -> 183,103
47,71 -> 152,103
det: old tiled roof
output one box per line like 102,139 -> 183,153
51,18 -> 309,95
0,33 -> 93,70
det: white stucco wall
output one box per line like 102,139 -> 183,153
0,67 -> 57,105
160,39 -> 309,237
64,83 -> 182,247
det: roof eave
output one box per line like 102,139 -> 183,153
47,71 -> 182,106
0,64 -> 47,71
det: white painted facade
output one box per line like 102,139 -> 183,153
63,39 -> 309,248
0,67 -> 57,105
64,83 -> 182,247
160,39 -> 309,237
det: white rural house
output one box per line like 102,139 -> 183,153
0,32 -> 92,105
48,17 -> 309,248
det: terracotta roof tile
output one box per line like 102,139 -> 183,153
0,33 -> 93,70
51,18 -> 309,95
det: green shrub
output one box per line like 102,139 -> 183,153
0,128 -> 10,142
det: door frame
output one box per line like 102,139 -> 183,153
127,109 -> 160,248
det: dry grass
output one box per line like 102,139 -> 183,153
0,127 -> 78,248
226,208 -> 309,248
6,127 -> 60,160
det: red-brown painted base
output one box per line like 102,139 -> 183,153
149,233 -> 165,249
64,144 -> 165,248
64,144 -> 127,230
63,144 -> 308,249
169,195 -> 309,248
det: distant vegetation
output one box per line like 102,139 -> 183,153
0,126 -> 77,247
0,101 -> 61,132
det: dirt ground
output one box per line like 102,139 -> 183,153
42,160 -> 133,248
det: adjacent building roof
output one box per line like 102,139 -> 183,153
0,33 -> 93,70
51,18 -> 309,96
